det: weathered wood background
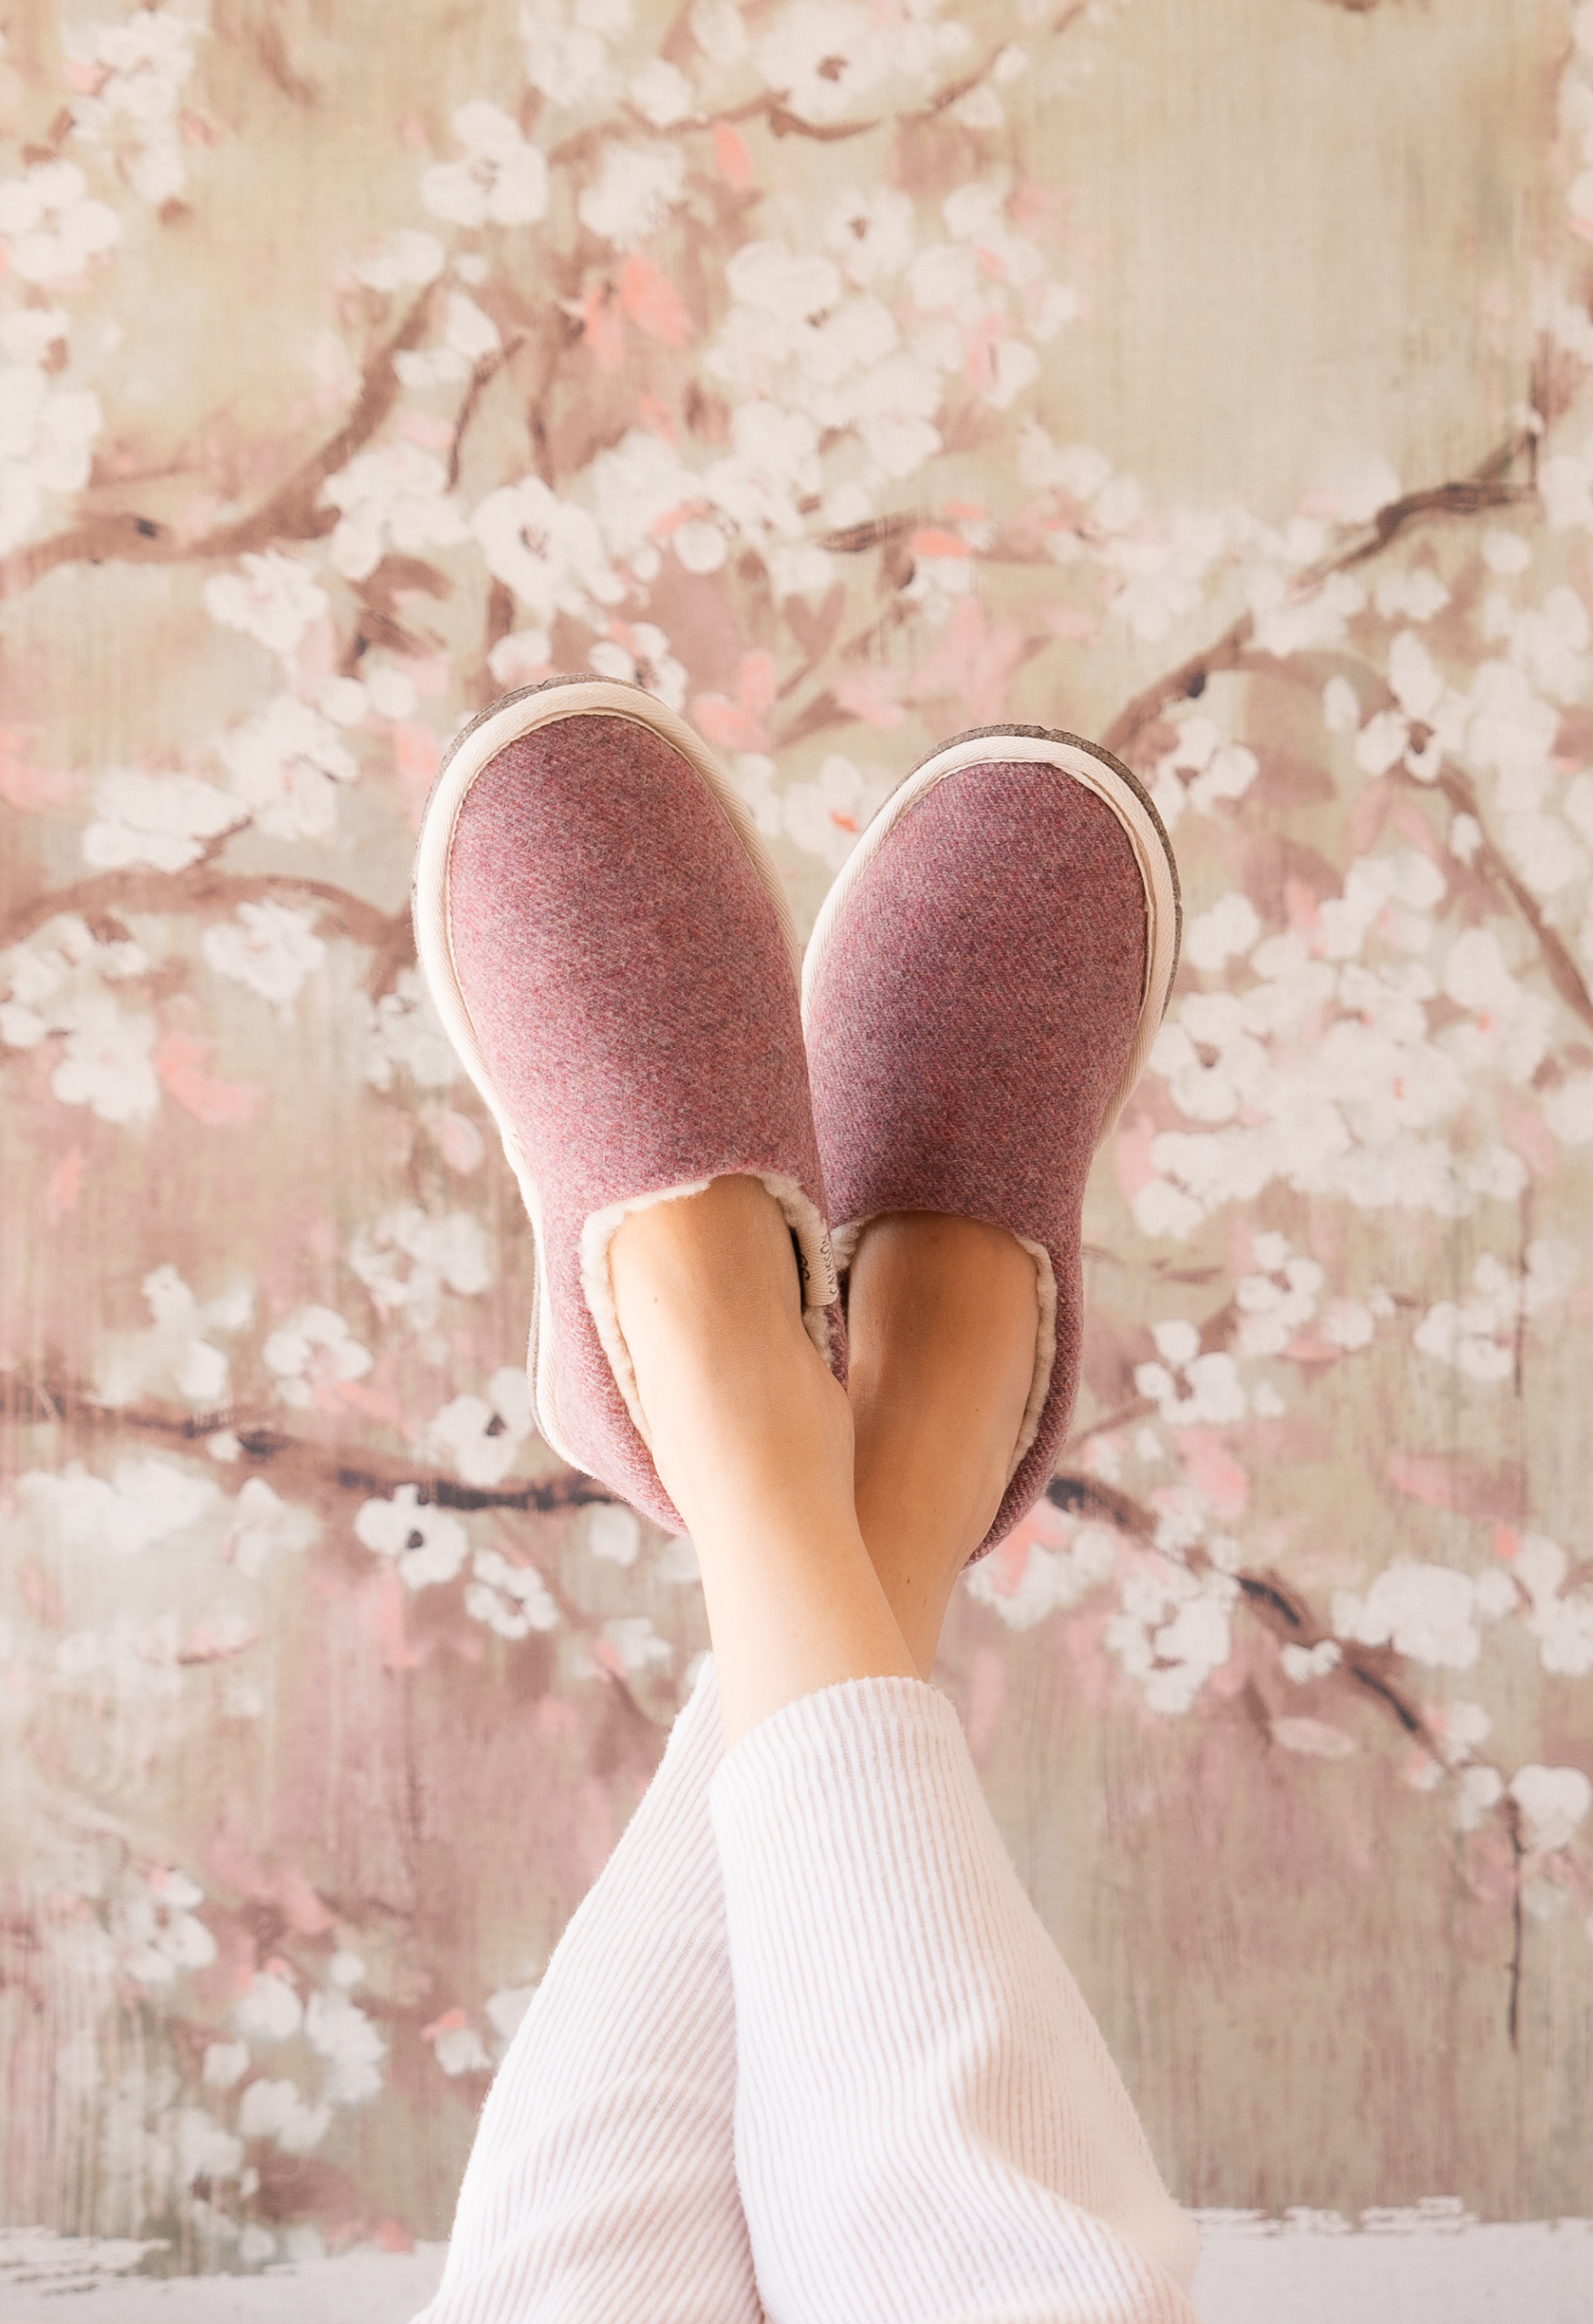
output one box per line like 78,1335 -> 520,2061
2,0 -> 1590,2275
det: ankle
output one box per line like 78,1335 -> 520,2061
608,1175 -> 849,1538
845,1211 -> 1040,1664
611,1177 -> 803,1372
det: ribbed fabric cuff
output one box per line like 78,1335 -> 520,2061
710,1677 -> 1201,2324
417,1656 -> 760,2324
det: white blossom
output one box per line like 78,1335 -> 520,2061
1132,844 -> 1553,1238
1145,714 -> 1259,828
0,358 -> 105,552
304,1990 -> 385,2105
355,1485 -> 469,1591
202,901 -> 327,1006
780,753 -> 886,872
1281,1639 -> 1342,1684
1489,581 -> 1591,701
628,57 -> 693,126
238,2077 -> 331,2156
262,1305 -> 373,1409
235,1972 -> 302,2044
0,160 -> 120,282
1539,433 -> 1593,530
81,770 -> 246,874
1373,566 -> 1450,622
473,475 -> 623,627
113,1867 -> 217,1988
203,2041 -> 250,2090
1414,1243 -> 1574,1382
367,967 -> 460,1091
50,991 -> 163,1122
577,140 -> 686,247
394,292 -> 503,390
826,186 -> 916,286
19,1457 -> 218,1558
204,554 -> 330,657
1481,527 -> 1532,576
1322,675 -> 1361,732
1508,1764 -> 1593,1855
1134,1318 -> 1249,1426
757,0 -> 894,121
66,8 -> 202,207
702,399 -> 822,543
176,2110 -> 244,2186
218,698 -> 360,841
584,1503 -> 640,1565
1333,1562 -> 1483,1670
588,623 -> 688,711
224,1478 -> 319,1580
587,428 -> 704,566
1453,1763 -> 1505,1832
352,228 -> 446,291
485,1983 -> 537,2047
429,1369 -> 535,1486
1514,1535 -> 1593,1677
431,2018 -> 492,2075
1185,892 -> 1261,973
322,443 -> 468,583
522,0 -> 624,107
349,1207 -> 493,1329
1250,568 -> 1366,659
423,102 -> 550,228
601,1614 -> 672,1675
964,1524 -> 1118,1630
97,1260 -> 251,1408
1106,1563 -> 1239,1716
1233,1250 -> 1324,1358
465,1546 -> 560,1640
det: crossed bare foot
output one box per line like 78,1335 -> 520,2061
609,1177 -> 1038,1741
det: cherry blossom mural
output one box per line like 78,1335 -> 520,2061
1,0 -> 1588,2281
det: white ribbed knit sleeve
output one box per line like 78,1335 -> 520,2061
710,1675 -> 1202,2324
413,1659 -> 761,2324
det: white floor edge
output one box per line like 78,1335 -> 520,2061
1,2216 -> 1590,2322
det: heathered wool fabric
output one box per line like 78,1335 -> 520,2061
443,709 -> 840,1530
416,1659 -> 1200,2324
804,759 -> 1155,1554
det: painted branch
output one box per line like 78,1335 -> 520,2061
1101,432 -> 1537,764
0,1371 -> 615,1516
1,866 -> 408,961
0,294 -> 433,600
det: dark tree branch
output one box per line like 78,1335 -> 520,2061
1100,431 -> 1537,766
0,294 -> 434,599
1041,1466 -> 1440,1756
1,1369 -> 616,1514
3,864 -> 404,960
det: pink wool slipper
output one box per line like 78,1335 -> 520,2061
413,678 -> 842,1533
801,723 -> 1180,1560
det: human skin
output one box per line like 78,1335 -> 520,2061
608,1175 -> 1038,1746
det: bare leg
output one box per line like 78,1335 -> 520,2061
609,1184 -> 1039,1733
844,1211 -> 1039,1674
610,1175 -> 1200,2321
609,1175 -> 919,1747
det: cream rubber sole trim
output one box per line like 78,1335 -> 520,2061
412,678 -> 811,1472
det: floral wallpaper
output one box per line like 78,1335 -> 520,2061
1,0 -> 1589,2280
